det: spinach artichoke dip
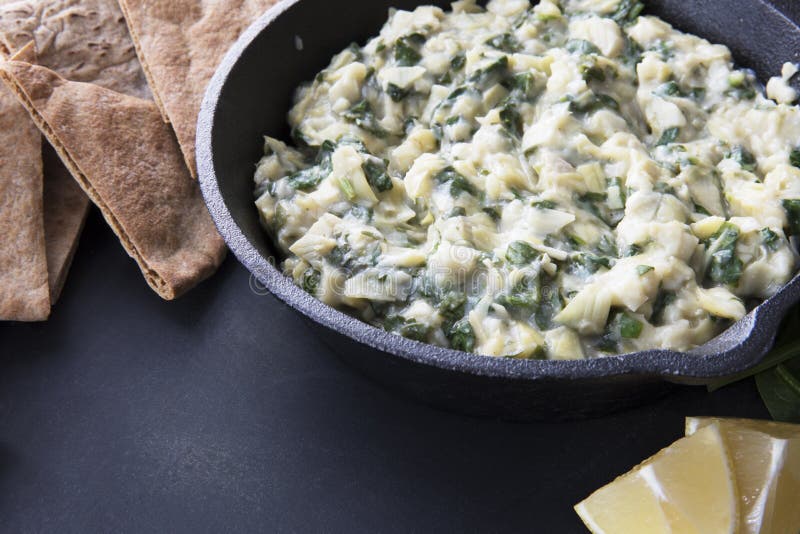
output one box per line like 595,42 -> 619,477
254,0 -> 800,360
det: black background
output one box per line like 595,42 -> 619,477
1,2 -> 798,532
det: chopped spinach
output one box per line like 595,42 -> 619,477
706,222 -> 743,286
535,285 -> 562,330
326,244 -> 349,268
362,159 -> 393,192
301,269 -> 321,295
725,71 -> 757,100
580,62 -> 607,82
448,319 -> 476,352
287,166 -> 326,191
486,33 -> 519,53
654,81 -> 681,97
567,234 -> 586,248
497,274 -> 541,315
790,148 -> 800,169
576,191 -> 624,227
571,252 -> 612,274
446,207 -> 467,218
650,288 -> 675,325
532,199 -> 557,210
287,142 -> 334,191
499,102 -> 523,138
625,244 -> 644,257
506,241 -> 540,265
497,291 -> 539,313
482,206 -> 502,221
782,199 -> 800,235
569,92 -> 620,115
468,56 -> 510,90
761,228 -> 781,251
597,235 -> 619,257
621,34 -> 643,67
618,312 -> 643,338
653,181 -> 676,196
636,265 -> 655,276
726,145 -> 757,172
611,0 -> 645,24
335,137 -> 366,153
656,127 -> 680,146
348,204 -> 373,222
327,242 -> 380,272
383,315 -> 430,342
343,100 -> 388,138
394,33 -> 425,66
450,52 -> 466,71
596,334 -> 619,353
387,83 -> 410,102
566,39 -> 601,56
654,81 -> 704,101
599,310 -> 643,351
434,167 -> 476,197
446,86 -> 468,101
439,291 -> 467,321
290,126 -> 312,148
508,72 -> 539,100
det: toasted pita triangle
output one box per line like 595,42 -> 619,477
0,81 -> 49,320
0,59 -> 226,299
0,0 -> 157,306
118,0 -> 279,177
4,41 -> 91,306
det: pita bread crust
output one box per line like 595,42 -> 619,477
0,0 -> 151,99
118,0 -> 279,177
0,83 -> 49,320
42,143 -> 89,302
0,60 -> 226,300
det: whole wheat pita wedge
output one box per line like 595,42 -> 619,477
42,143 -> 89,303
0,0 -> 156,305
1,41 -> 91,307
0,82 -> 49,320
117,0 -> 279,177
0,0 -> 151,99
0,59 -> 226,300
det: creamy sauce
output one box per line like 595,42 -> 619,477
254,0 -> 800,359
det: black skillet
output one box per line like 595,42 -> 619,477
197,0 -> 800,420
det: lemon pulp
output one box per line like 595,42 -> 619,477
575,423 -> 738,534
686,417 -> 800,534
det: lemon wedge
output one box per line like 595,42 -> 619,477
575,423 -> 738,534
686,417 -> 800,534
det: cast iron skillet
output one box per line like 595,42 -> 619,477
197,0 -> 800,420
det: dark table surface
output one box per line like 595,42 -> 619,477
2,2 -> 799,532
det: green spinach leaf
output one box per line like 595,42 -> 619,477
362,159 -> 393,192
394,33 -> 425,66
756,357 -> 800,423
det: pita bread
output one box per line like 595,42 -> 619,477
0,0 -> 144,309
118,0 -> 279,177
5,44 -> 91,305
0,0 -> 151,99
0,82 -> 49,320
0,59 -> 226,300
42,143 -> 89,302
